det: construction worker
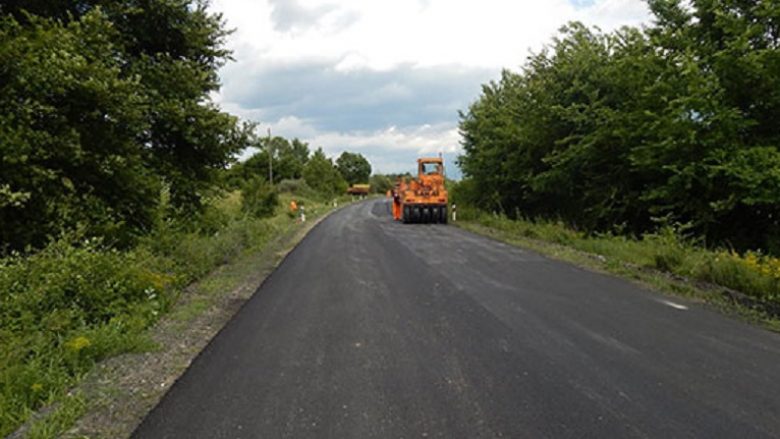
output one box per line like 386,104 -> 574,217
392,188 -> 402,221
289,199 -> 298,216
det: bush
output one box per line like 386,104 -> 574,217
644,226 -> 689,272
0,235 -> 167,434
241,178 -> 279,219
276,179 -> 318,199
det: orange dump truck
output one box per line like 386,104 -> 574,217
347,184 -> 371,195
391,157 -> 448,224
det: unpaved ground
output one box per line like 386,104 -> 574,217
53,214 -> 332,439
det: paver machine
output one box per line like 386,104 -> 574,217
391,157 -> 448,224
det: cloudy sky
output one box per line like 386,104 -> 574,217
209,0 -> 652,176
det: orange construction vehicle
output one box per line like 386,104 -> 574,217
347,184 -> 371,195
391,157 -> 448,224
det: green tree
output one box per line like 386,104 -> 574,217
336,152 -> 372,185
0,0 -> 249,251
303,148 -> 348,196
224,135 -> 311,189
0,11 -> 158,250
241,177 -> 278,218
369,174 -> 393,194
459,4 -> 780,252
269,136 -> 310,181
644,0 -> 780,250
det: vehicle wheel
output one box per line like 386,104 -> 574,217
402,205 -> 410,223
423,207 -> 432,223
441,206 -> 448,224
431,206 -> 440,223
413,206 -> 421,223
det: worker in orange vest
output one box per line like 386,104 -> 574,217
392,188 -> 402,221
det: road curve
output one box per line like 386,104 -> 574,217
134,199 -> 780,438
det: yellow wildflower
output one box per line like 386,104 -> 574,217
65,336 -> 91,352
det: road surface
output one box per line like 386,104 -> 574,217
134,199 -> 780,438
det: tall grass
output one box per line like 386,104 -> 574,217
0,185 -> 332,436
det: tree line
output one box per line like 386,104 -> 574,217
225,134 -> 373,216
0,1 -> 250,251
0,1 -> 374,253
226,134 -> 373,194
457,0 -> 780,253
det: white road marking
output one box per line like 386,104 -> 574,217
658,299 -> 688,310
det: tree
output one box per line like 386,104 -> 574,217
458,7 -> 780,252
223,135 -> 311,189
369,174 -> 393,194
336,152 -> 371,185
0,1 -> 249,250
241,177 -> 278,219
272,137 -> 310,181
303,149 -> 348,196
0,11 -> 158,249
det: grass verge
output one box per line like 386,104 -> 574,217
453,206 -> 780,330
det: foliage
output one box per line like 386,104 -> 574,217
0,1 -> 249,251
0,11 -> 157,250
276,179 -> 320,200
458,1 -> 780,253
369,174 -> 394,194
0,235 -> 166,435
225,136 -> 311,189
241,177 -> 278,219
336,151 -> 372,185
0,189 -> 333,436
303,148 -> 348,196
277,138 -> 311,181
458,210 -> 780,306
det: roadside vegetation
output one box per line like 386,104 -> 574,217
0,1 -> 373,436
455,0 -> 780,317
458,0 -> 780,253
452,203 -> 780,314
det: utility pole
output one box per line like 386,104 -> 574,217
267,127 -> 273,185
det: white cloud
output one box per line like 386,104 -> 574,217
235,114 -> 460,174
214,0 -> 649,71
209,0 -> 652,174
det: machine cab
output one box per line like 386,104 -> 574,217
418,158 -> 444,181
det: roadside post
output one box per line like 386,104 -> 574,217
452,203 -> 457,222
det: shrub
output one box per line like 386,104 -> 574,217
241,178 -> 279,219
644,226 -> 689,272
0,235 -> 166,434
276,179 -> 318,199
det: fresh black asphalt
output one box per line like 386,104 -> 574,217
133,199 -> 780,438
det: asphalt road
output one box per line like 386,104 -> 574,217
134,199 -> 780,438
